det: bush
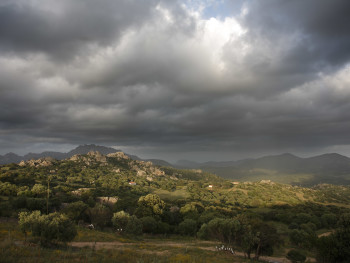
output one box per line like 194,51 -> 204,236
125,216 -> 143,236
26,198 -> 46,212
86,204 -> 112,229
137,194 -> 165,216
112,211 -> 130,230
62,201 -> 88,222
178,219 -> 197,236
0,182 -> 17,196
156,221 -> 170,235
141,216 -> 157,234
286,249 -> 306,263
31,184 -> 46,197
197,223 -> 209,239
19,211 -> 77,245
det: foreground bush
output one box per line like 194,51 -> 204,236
286,249 -> 306,263
19,210 -> 77,245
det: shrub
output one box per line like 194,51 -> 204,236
125,216 -> 142,236
86,204 -> 112,229
286,249 -> 306,263
112,211 -> 130,230
19,211 -> 77,245
62,201 -> 88,222
178,219 -> 197,236
141,216 -> 157,234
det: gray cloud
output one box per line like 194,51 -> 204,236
242,0 -> 350,72
1,0 -> 350,161
0,0 -> 165,59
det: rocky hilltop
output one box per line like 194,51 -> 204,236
0,144 -> 120,165
19,157 -> 56,167
17,150 -> 166,181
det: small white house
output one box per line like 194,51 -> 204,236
129,182 -> 136,186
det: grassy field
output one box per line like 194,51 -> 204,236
0,220 -> 274,263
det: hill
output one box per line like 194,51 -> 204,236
0,144 -> 173,168
1,151 -> 349,207
3,147 -> 350,186
1,150 -> 350,262
0,144 -> 120,164
177,153 -> 350,186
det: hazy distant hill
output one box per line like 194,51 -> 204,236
145,159 -> 174,167
175,160 -> 201,168
0,153 -> 22,164
67,144 -> 120,156
0,144 -> 120,164
0,144 -> 172,167
24,151 -> 67,161
2,146 -> 350,185
176,153 -> 350,186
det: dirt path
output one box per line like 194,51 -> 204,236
70,240 -> 302,263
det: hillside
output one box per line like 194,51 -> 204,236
177,153 -> 350,186
1,150 -> 350,262
1,150 -> 350,207
0,144 -> 173,169
3,146 -> 350,187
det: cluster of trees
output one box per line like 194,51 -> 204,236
19,211 -> 76,246
197,215 -> 281,260
315,213 -> 350,263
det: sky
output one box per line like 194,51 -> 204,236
1,0 -> 350,162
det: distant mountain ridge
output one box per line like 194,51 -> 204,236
0,144 -> 172,167
175,153 -> 350,170
0,144 -> 120,164
175,153 -> 350,186
2,147 -> 350,185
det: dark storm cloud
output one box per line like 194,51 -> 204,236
0,0 -> 350,160
242,0 -> 350,73
0,0 -> 169,59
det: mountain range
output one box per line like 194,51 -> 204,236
176,153 -> 350,186
0,144 -> 174,167
1,145 -> 350,186
0,144 -> 120,165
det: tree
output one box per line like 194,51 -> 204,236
140,216 -> 158,234
156,221 -> 170,235
62,201 -> 88,223
321,213 -> 337,228
31,184 -> 46,197
137,194 -> 165,217
180,203 -> 200,220
0,182 -> 17,196
315,213 -> 350,263
289,229 -> 317,248
112,211 -> 130,230
18,211 -> 77,245
125,216 -> 142,236
206,218 -> 241,245
315,235 -> 339,263
178,219 -> 197,236
252,221 -> 281,260
290,229 -> 310,248
197,223 -> 209,240
86,204 -> 112,229
287,249 -> 306,263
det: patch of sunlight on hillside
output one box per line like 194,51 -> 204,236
238,169 -> 315,185
152,188 -> 190,201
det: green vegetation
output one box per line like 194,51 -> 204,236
0,151 -> 350,262
19,211 -> 76,245
287,249 -> 306,263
